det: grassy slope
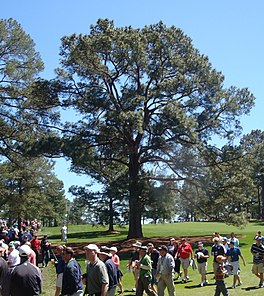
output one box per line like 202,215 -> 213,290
40,222 -> 264,295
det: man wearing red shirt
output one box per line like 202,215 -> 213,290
177,238 -> 193,283
30,234 -> 40,266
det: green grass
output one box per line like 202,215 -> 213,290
40,221 -> 264,295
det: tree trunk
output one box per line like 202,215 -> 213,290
127,151 -> 143,239
108,196 -> 114,232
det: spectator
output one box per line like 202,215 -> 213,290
83,244 -> 109,296
167,238 -> 175,255
24,241 -> 36,265
221,238 -> 229,252
127,241 -> 141,292
177,238 -> 193,283
30,234 -> 41,266
41,235 -> 51,268
147,243 -> 159,293
250,235 -> 264,288
10,244 -> 42,296
195,241 -> 209,287
98,250 -> 118,296
211,237 -> 226,278
7,242 -> 20,268
226,240 -> 246,288
171,240 -> 182,280
156,245 -> 175,296
109,246 -> 124,294
61,247 -> 83,296
51,245 -> 66,296
135,246 -> 157,296
229,232 -> 239,247
61,225 -> 67,242
214,255 -> 229,296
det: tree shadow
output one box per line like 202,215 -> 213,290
49,230 -> 127,240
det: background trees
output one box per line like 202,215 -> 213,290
1,18 -> 262,237
0,18 -> 66,225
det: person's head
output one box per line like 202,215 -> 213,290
230,232 -> 235,238
173,240 -> 179,246
8,242 -> 15,251
222,237 -> 228,244
158,245 -> 168,256
169,238 -> 175,244
197,241 -> 203,249
214,232 -> 220,238
216,255 -> 226,264
255,236 -> 262,245
98,250 -> 112,261
132,241 -> 142,250
138,246 -> 148,258
109,246 -> 117,255
181,238 -> 186,245
229,240 -> 235,248
213,237 -> 220,245
19,244 -> 31,262
147,243 -> 154,251
84,244 -> 100,262
56,245 -> 64,255
62,247 -> 74,263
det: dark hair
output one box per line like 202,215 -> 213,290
63,247 -> 74,256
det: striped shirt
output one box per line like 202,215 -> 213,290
251,243 -> 264,264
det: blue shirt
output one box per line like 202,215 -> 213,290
226,247 -> 241,262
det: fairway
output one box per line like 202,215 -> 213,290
40,221 -> 264,295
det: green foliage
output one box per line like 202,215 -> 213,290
0,156 -> 66,223
49,19 -> 256,237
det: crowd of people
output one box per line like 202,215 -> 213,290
1,228 -> 264,295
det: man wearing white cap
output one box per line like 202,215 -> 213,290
9,244 -> 42,295
83,244 -> 109,296
127,241 -> 141,292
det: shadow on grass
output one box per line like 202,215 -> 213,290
242,286 -> 261,291
48,230 -> 128,240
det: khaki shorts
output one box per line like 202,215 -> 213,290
198,262 -> 207,275
252,263 -> 264,275
56,273 -> 63,288
180,258 -> 190,269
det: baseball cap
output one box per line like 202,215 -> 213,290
139,246 -> 148,251
158,245 -> 168,252
255,236 -> 262,241
98,250 -> 112,257
19,245 -> 31,257
197,241 -> 203,246
132,241 -> 142,248
213,237 -> 220,242
109,246 -> 117,252
84,244 -> 100,253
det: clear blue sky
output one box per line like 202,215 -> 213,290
2,0 -> 264,199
